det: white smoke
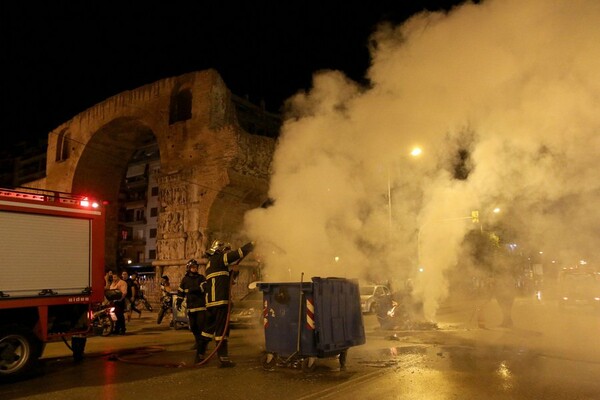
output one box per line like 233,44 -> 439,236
244,0 -> 600,321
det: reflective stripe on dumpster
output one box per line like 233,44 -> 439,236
306,297 -> 315,330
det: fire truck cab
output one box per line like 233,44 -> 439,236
0,187 -> 105,381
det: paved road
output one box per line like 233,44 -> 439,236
1,297 -> 599,399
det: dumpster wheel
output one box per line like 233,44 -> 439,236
339,350 -> 347,371
301,356 -> 317,373
261,352 -> 277,371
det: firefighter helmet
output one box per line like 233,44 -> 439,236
206,240 -> 231,256
186,259 -> 199,270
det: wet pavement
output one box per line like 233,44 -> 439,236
1,297 -> 600,399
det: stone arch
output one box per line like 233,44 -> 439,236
31,69 -> 275,270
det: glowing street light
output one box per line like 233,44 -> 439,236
475,206 -> 501,232
410,146 -> 422,157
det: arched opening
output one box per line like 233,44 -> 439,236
55,129 -> 70,162
71,118 -> 161,276
169,87 -> 192,124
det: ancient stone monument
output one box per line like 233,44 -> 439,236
26,69 -> 277,274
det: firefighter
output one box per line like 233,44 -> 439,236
176,259 -> 207,363
197,239 -> 255,367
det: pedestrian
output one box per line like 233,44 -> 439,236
108,271 -> 128,335
157,275 -> 175,326
160,275 -> 172,296
176,259 -> 207,364
197,239 -> 255,367
121,271 -> 136,322
121,271 -> 132,320
130,272 -> 143,318
104,270 -> 114,287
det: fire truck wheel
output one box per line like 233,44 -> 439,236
0,324 -> 44,382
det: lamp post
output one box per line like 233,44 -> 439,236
387,146 -> 422,238
387,166 -> 392,237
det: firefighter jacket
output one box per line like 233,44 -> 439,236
205,242 -> 254,308
176,271 -> 206,313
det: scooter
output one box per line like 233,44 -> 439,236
90,303 -> 117,336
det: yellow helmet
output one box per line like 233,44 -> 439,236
206,240 -> 231,256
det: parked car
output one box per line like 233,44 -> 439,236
557,269 -> 600,311
229,289 -> 263,328
360,284 -> 391,313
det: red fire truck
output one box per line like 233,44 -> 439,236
0,187 -> 105,381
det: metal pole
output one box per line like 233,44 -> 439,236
387,166 -> 392,237
417,227 -> 421,268
296,272 -> 304,354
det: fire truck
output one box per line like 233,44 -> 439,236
0,187 -> 105,381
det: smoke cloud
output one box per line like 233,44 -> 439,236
243,0 -> 600,321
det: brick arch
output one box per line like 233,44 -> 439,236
34,69 -> 275,270
70,118 -> 159,268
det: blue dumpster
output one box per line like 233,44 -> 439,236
257,277 -> 365,371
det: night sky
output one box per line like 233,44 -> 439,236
1,1 -> 466,146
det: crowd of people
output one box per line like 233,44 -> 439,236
104,270 -> 144,335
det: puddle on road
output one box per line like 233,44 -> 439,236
365,342 -> 536,371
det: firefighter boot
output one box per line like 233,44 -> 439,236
194,340 -> 207,364
217,340 -> 235,368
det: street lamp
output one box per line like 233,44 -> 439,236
411,146 -> 423,157
484,206 -> 502,232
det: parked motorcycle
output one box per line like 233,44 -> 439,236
90,303 -> 117,336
